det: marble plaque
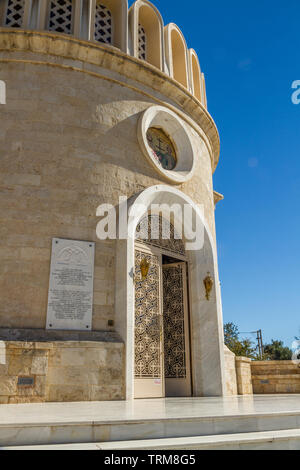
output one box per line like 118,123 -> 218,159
46,239 -> 95,331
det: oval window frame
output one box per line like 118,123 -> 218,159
138,106 -> 196,184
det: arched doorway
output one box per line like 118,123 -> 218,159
134,214 -> 192,398
115,185 -> 226,400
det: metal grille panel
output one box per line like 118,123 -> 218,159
136,215 -> 186,256
48,0 -> 73,34
135,250 -> 161,379
163,265 -> 187,379
138,24 -> 146,60
94,3 -> 112,44
5,0 -> 25,28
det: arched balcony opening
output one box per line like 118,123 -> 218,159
138,23 -> 147,60
165,24 -> 189,89
130,0 -> 165,72
87,0 -> 128,52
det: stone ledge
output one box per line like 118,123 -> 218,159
0,328 -> 123,344
252,375 -> 300,380
236,357 -> 252,363
252,361 -> 297,366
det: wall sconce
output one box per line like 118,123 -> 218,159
203,273 -> 214,301
140,258 -> 150,281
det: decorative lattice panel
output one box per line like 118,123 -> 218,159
5,0 -> 25,28
136,215 -> 186,256
135,250 -> 161,379
94,3 -> 112,44
138,24 -> 146,60
48,0 -> 73,34
163,265 -> 187,379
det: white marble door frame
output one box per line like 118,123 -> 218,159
115,185 -> 226,400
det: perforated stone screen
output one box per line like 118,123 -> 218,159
94,3 -> 112,44
48,0 -> 73,34
138,24 -> 146,61
5,0 -> 25,28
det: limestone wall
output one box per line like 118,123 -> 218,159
224,352 -> 300,396
251,361 -> 300,394
0,338 -> 125,404
224,345 -> 237,396
236,357 -> 253,395
0,30 -> 217,332
224,346 -> 253,396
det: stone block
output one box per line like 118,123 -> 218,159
59,348 -> 85,367
31,354 -> 48,375
0,377 -> 17,396
48,385 -> 90,403
8,397 -> 45,404
7,350 -> 34,376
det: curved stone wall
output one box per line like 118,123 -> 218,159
0,30 -> 218,332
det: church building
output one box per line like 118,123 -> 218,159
0,0 -> 226,403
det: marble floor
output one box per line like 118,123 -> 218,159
1,395 -> 300,426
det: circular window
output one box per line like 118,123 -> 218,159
138,106 -> 195,184
146,128 -> 177,170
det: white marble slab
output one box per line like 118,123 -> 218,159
46,238 -> 95,331
1,396 -> 300,426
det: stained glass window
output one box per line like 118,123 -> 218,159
146,128 -> 177,171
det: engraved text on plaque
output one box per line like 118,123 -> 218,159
46,239 -> 95,331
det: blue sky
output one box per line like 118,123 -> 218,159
130,0 -> 300,347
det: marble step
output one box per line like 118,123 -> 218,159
2,429 -> 300,450
0,411 -> 300,448
1,397 -> 300,447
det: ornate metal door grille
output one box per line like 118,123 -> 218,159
48,0 -> 73,35
163,265 -> 187,379
138,24 -> 147,61
135,250 -> 161,379
5,0 -> 25,28
136,214 -> 185,256
94,3 -> 112,44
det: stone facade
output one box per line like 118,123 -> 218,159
0,331 -> 124,404
0,30 -> 217,332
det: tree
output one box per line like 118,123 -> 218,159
263,340 -> 292,361
224,322 -> 258,360
224,322 -> 239,346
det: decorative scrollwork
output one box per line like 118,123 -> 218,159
136,215 -> 185,256
163,265 -> 186,379
135,250 -> 161,379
